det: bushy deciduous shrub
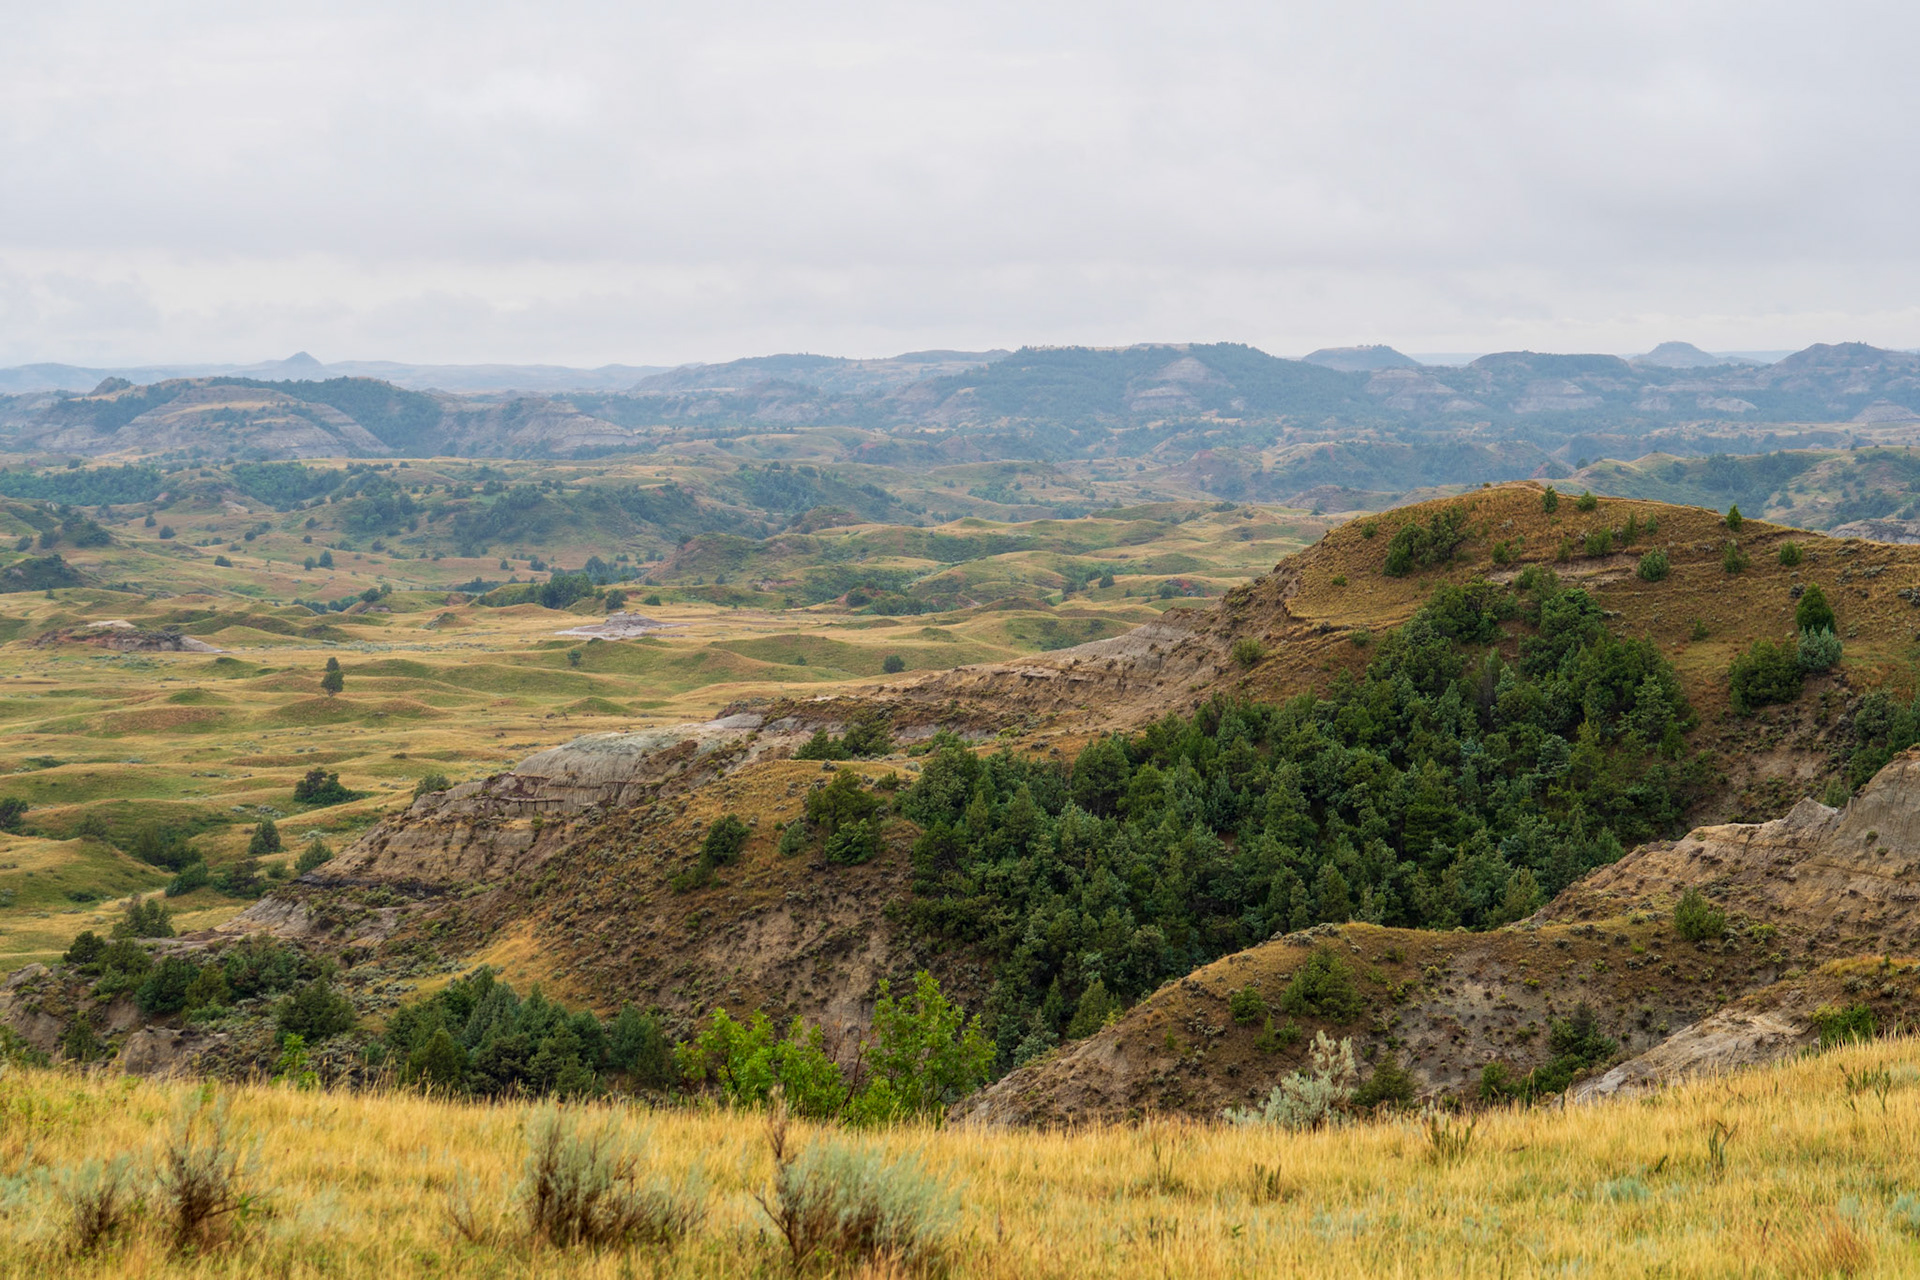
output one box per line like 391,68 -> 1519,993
1231,638 -> 1265,667
1222,1031 -> 1357,1130
1778,541 -> 1803,566
1636,548 -> 1669,582
757,1102 -> 957,1274
165,861 -> 210,897
56,1155 -> 140,1255
1575,491 -> 1598,512
156,1094 -> 259,1253
882,653 -> 906,674
518,1108 -> 706,1250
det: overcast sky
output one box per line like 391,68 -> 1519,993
3,0 -> 1918,367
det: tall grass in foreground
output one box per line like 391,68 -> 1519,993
3,1038 -> 1920,1275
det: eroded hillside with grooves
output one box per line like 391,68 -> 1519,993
18,482 -> 1920,1104
240,489 -> 1920,1023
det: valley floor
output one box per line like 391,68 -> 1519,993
5,1036 -> 1920,1277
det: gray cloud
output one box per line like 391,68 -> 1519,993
3,0 -> 1918,364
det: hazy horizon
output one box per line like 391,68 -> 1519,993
6,2 -> 1920,367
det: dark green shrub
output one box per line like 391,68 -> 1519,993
1673,887 -> 1726,942
1636,549 -> 1669,582
792,729 -> 847,762
58,1015 -> 107,1066
292,767 -> 351,806
1728,639 -> 1802,712
1541,487 -> 1559,513
1277,949 -> 1365,1023
413,772 -> 451,800
165,861 -> 210,897
275,979 -> 356,1040
1725,504 -> 1743,531
91,940 -> 153,995
112,895 -> 174,939
1228,984 -> 1267,1025
608,1006 -> 676,1088
1778,541 -> 1803,567
882,654 -> 906,674
247,819 -> 281,857
0,798 -> 25,833
1231,638 -> 1266,668
1583,529 -> 1613,557
63,930 -> 106,968
1722,542 -> 1749,574
805,769 -> 878,835
1795,583 -> 1835,634
405,1026 -> 469,1090
129,825 -> 200,872
1254,1015 -> 1302,1053
293,839 -> 332,875
701,815 -> 751,866
136,956 -> 201,1015
1382,505 -> 1470,576
1352,1053 -> 1418,1109
1814,1002 -> 1876,1048
1065,979 -> 1116,1038
824,819 -> 881,865
1575,491 -> 1598,512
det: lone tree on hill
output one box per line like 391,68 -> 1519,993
248,817 -> 282,856
1796,582 -> 1835,634
320,656 -> 344,697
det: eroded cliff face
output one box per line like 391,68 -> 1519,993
1546,754 -> 1920,956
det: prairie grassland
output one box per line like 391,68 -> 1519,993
0,494 -> 1320,973
4,1037 -> 1920,1277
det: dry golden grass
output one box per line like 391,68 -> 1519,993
5,1036 -> 1920,1276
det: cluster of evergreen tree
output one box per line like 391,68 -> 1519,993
382,968 -> 677,1098
899,569 -> 1700,1069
